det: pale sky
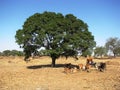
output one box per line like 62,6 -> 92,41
0,0 -> 120,51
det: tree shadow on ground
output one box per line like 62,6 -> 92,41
27,63 -> 78,69
27,64 -> 65,69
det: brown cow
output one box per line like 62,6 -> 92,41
86,56 -> 93,65
85,64 -> 91,72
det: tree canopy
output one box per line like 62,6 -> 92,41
15,11 -> 96,67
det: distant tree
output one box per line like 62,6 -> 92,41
10,50 -> 17,56
15,11 -> 96,67
94,46 -> 107,58
11,50 -> 24,56
1,50 -> 24,56
105,37 -> 120,57
3,50 -> 11,56
115,47 -> 120,56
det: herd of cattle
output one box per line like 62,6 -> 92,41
64,56 -> 106,74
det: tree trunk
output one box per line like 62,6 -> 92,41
51,57 -> 56,67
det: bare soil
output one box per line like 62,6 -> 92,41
0,56 -> 120,90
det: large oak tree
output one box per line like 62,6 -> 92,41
15,11 -> 96,67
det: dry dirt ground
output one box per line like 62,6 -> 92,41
0,56 -> 120,90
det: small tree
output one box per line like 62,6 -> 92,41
94,46 -> 107,58
105,37 -> 120,57
15,11 -> 96,67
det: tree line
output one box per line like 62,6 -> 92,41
1,37 -> 120,57
94,37 -> 120,58
0,50 -> 24,56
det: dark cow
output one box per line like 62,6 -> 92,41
96,62 -> 106,72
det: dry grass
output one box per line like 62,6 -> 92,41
0,56 -> 120,90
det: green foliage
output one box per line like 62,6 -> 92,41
15,11 -> 96,67
11,50 -> 24,56
94,46 -> 107,57
3,50 -> 11,56
1,50 -> 24,56
105,37 -> 120,57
